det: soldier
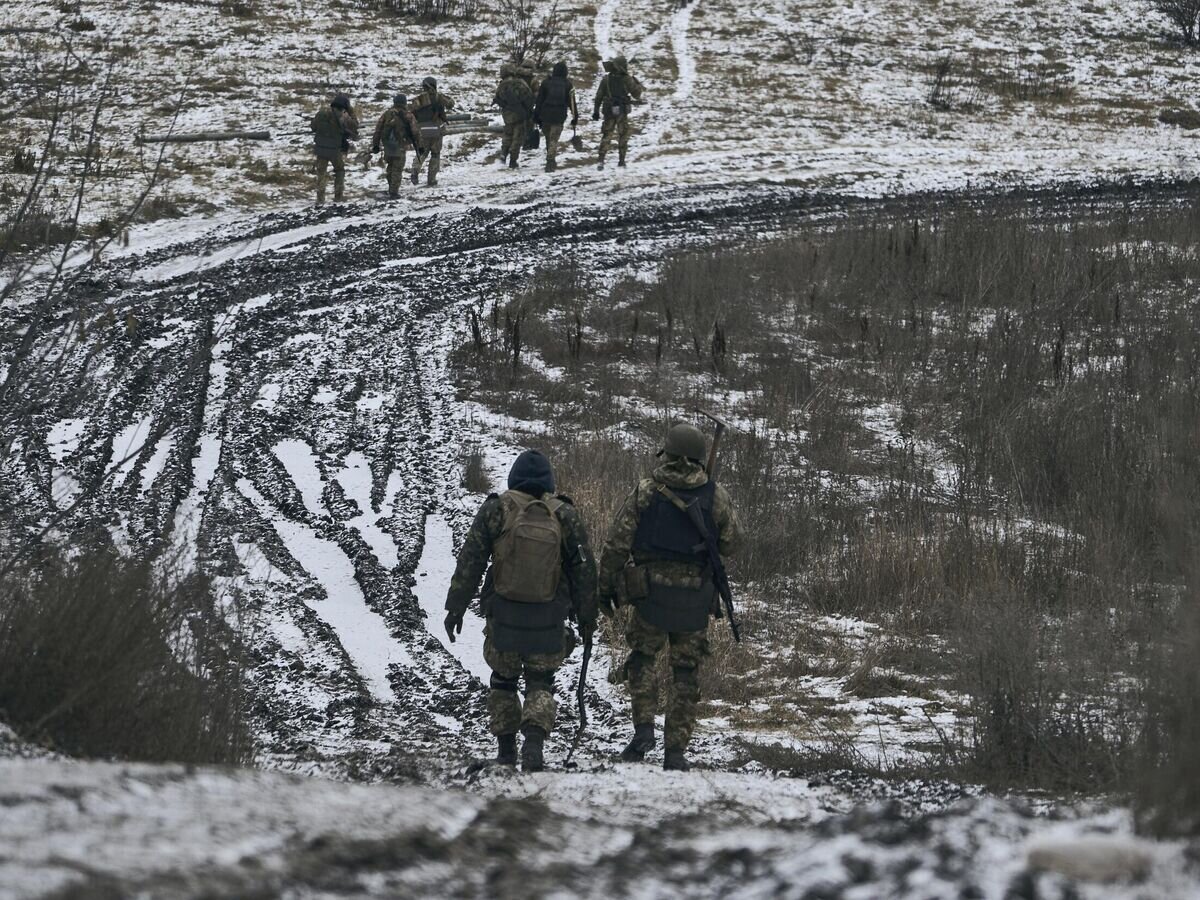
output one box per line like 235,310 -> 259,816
310,92 -> 359,204
410,76 -> 454,187
492,62 -> 535,170
444,449 -> 597,771
370,94 -> 419,199
592,55 -> 644,170
535,61 -> 578,173
598,423 -> 742,771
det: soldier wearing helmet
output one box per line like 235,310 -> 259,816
409,76 -> 455,187
371,94 -> 419,199
310,92 -> 359,204
597,421 -> 743,771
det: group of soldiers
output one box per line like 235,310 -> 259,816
444,423 -> 741,773
309,55 -> 644,203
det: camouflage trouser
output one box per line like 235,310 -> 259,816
384,152 -> 408,195
543,124 -> 563,167
483,626 -> 566,736
622,608 -> 709,751
599,115 -> 632,162
315,154 -> 345,203
411,132 -> 443,185
501,120 -> 527,164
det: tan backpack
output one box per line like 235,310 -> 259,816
492,491 -> 564,603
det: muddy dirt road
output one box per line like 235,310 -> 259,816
5,183 -> 1200,899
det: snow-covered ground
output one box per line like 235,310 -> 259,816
5,0 -> 1200,232
4,180 -> 1198,898
2,756 -> 1195,898
5,0 -> 1200,895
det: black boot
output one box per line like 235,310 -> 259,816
496,733 -> 517,767
620,722 -> 656,762
663,748 -> 689,771
521,726 -> 546,772
617,154 -> 627,168
508,159 -> 519,170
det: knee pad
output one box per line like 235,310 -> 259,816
525,669 -> 555,694
625,650 -> 654,681
672,664 -> 698,688
490,672 -> 519,692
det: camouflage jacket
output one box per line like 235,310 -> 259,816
372,106 -> 419,152
445,490 -> 598,624
593,72 -> 644,118
493,76 -> 535,123
598,458 -> 741,601
311,106 -> 359,154
411,90 -> 454,124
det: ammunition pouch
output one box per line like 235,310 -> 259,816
623,564 -> 650,602
488,595 -> 569,655
633,573 -> 714,633
605,97 -> 629,119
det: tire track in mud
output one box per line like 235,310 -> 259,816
12,181 -> 1188,776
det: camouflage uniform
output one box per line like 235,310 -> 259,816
493,65 -> 535,167
446,489 -> 597,737
371,101 -> 419,197
592,56 -> 643,167
410,79 -> 454,186
311,99 -> 359,204
599,456 -> 741,753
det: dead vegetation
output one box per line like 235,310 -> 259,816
0,545 -> 252,763
453,194 -> 1200,821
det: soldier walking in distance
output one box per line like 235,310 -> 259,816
592,55 -> 643,169
598,423 -> 741,771
493,62 -> 535,169
370,94 -> 419,199
310,92 -> 359,204
535,61 -> 578,173
410,76 -> 454,187
444,450 -> 597,771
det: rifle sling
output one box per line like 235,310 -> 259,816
656,484 -> 714,558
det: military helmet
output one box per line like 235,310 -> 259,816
500,62 -> 514,78
331,92 -> 351,110
393,93 -> 407,107
659,422 -> 706,462
422,76 -> 437,92
610,55 -> 629,74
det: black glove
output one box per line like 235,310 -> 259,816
444,611 -> 464,643
571,116 -> 579,128
592,111 -> 600,121
371,143 -> 380,154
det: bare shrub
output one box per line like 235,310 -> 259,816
496,0 -> 562,67
0,545 -> 252,763
1149,0 -> 1200,44
1136,588 -> 1200,835
461,445 -> 491,494
359,0 -> 479,20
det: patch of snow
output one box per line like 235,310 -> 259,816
238,478 -> 404,703
414,513 -> 489,685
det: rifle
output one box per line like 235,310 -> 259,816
694,408 -> 739,640
684,495 -> 741,643
565,624 -> 592,765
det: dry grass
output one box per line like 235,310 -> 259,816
0,544 -> 253,763
454,195 -> 1200,808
